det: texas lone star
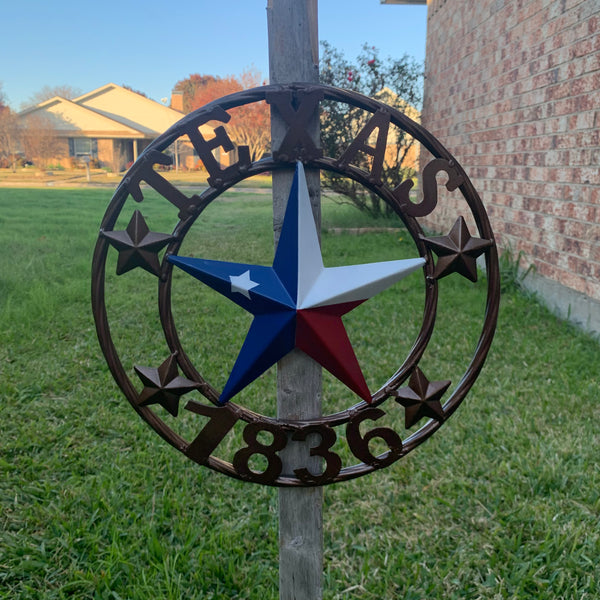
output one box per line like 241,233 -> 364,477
168,162 -> 425,405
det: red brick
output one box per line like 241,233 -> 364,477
422,0 -> 600,302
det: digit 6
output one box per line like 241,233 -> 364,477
346,408 -> 403,468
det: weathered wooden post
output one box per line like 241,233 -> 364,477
267,1 -> 323,598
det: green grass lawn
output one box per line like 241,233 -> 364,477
1,186 -> 599,599
0,167 -> 273,190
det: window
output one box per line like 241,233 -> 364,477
68,138 -> 98,158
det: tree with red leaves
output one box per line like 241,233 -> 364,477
189,70 -> 270,162
172,74 -> 218,114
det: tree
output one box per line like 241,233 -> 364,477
189,69 -> 270,162
190,75 -> 242,109
20,114 -> 64,168
0,83 -> 22,170
319,42 -> 423,217
0,83 -> 8,112
121,84 -> 148,98
172,74 -> 218,113
0,109 -> 21,170
24,85 -> 82,108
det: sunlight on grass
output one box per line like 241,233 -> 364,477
1,187 -> 599,599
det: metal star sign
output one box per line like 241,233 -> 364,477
168,162 -> 425,405
134,354 -> 200,417
422,216 -> 492,282
92,83 -> 500,486
102,210 -> 172,276
391,367 -> 451,429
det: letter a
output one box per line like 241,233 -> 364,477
337,110 -> 391,185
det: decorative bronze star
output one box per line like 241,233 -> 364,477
421,216 -> 492,282
103,210 -> 173,276
134,354 -> 200,417
390,367 -> 450,429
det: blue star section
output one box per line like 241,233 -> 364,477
168,256 -> 295,315
220,312 -> 296,402
168,256 -> 297,404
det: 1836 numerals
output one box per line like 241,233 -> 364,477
184,401 -> 403,485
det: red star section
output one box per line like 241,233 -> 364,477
296,300 -> 370,403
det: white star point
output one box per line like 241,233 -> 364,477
230,270 -> 259,299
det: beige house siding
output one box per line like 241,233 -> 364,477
18,83 -> 188,171
20,97 -> 142,136
74,84 -> 185,136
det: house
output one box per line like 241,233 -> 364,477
18,83 -> 201,171
375,87 -> 421,172
383,0 -> 600,335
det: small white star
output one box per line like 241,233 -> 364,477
230,270 -> 259,299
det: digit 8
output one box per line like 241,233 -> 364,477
233,422 -> 287,484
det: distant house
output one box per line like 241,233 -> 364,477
18,83 -> 193,171
375,87 -> 421,172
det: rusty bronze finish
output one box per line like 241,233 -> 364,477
102,210 -> 173,277
266,88 -> 324,162
134,354 -> 201,417
421,216 -> 493,282
92,83 -> 500,486
291,425 -> 342,485
391,158 -> 464,217
336,109 -> 391,185
388,367 -> 450,429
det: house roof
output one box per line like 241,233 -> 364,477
18,83 -> 190,139
73,83 -> 184,136
20,96 -> 144,138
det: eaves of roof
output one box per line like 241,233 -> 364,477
73,83 -> 185,135
18,96 -> 148,137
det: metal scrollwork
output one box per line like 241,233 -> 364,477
92,83 -> 500,486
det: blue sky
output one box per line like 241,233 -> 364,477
1,0 -> 426,110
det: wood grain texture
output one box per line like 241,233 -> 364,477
267,1 -> 323,598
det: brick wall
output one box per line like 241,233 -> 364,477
420,0 -> 600,327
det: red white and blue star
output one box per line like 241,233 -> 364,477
168,162 -> 425,405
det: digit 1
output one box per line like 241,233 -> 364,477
184,400 -> 239,464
